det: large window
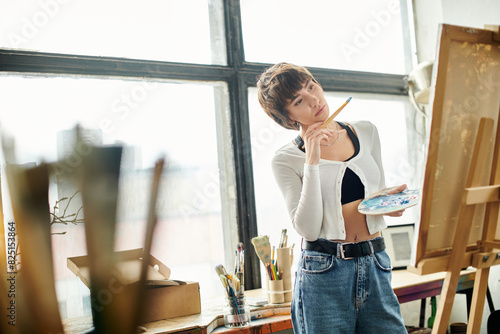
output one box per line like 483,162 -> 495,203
0,75 -> 234,318
0,0 -> 415,323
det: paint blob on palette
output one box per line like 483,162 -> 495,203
358,187 -> 420,215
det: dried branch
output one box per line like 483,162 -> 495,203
50,190 -> 84,233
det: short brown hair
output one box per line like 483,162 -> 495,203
257,63 -> 319,130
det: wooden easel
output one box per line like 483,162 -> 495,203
432,113 -> 500,334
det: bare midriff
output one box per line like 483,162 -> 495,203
321,122 -> 381,244
331,199 -> 381,243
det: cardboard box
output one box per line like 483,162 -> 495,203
140,280 -> 201,323
67,248 -> 201,323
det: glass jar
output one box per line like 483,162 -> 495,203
223,295 -> 251,328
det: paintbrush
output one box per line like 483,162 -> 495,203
218,274 -> 230,296
216,264 -> 239,297
251,235 -> 272,265
215,263 -> 228,276
233,275 -> 240,292
320,97 -> 352,129
215,264 -> 241,315
234,242 -> 244,293
278,229 -> 287,248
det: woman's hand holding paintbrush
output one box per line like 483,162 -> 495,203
302,97 -> 352,150
302,97 -> 352,165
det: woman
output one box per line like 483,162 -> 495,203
257,62 -> 407,333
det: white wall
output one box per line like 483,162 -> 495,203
410,1 -> 500,333
413,0 -> 500,63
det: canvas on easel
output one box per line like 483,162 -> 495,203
410,24 -> 500,333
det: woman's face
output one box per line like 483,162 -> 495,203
285,79 -> 330,128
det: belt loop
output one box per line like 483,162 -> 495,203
367,240 -> 375,255
336,242 -> 341,259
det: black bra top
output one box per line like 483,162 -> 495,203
293,122 -> 365,205
341,166 -> 365,204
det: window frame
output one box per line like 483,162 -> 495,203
0,0 -> 410,290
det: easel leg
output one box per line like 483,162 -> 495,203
468,267 -> 490,333
432,118 -> 495,333
432,271 -> 462,334
468,108 -> 500,333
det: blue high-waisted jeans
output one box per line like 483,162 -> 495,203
291,238 -> 407,333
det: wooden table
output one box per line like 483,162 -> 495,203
64,269 -> 479,334
140,290 -> 292,334
392,268 -> 477,328
392,268 -> 476,303
64,289 -> 292,334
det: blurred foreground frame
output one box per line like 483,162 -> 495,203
0,125 -> 166,334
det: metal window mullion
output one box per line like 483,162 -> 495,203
223,0 -> 262,290
239,62 -> 407,95
0,50 -> 407,95
0,50 -> 233,81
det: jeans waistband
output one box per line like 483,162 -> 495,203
302,237 -> 385,259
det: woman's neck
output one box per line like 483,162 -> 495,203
300,121 -> 338,138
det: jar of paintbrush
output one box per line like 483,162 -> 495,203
252,231 -> 293,304
223,294 -> 250,328
215,243 -> 250,328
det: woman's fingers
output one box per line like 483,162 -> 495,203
304,125 -> 334,144
303,124 -> 334,165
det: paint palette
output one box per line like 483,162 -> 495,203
358,187 -> 420,215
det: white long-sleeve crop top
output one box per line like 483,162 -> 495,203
271,120 -> 387,241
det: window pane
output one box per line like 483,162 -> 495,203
241,0 -> 406,74
248,88 -> 419,279
0,75 -> 232,319
0,0 -> 226,65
